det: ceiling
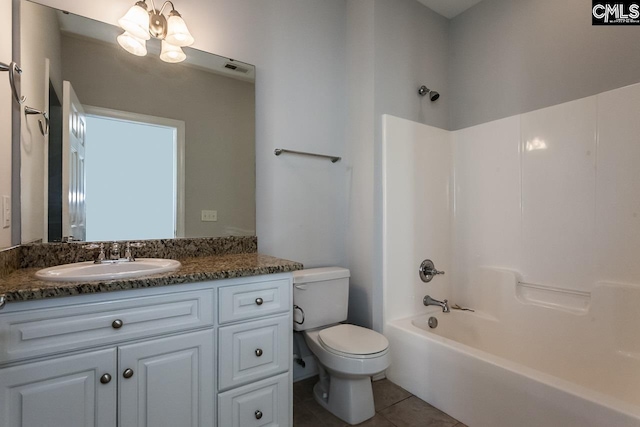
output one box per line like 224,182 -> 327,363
417,0 -> 484,19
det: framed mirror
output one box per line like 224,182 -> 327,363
18,0 -> 256,244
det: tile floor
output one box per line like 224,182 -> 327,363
293,376 -> 467,427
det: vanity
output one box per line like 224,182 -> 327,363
0,238 -> 302,427
0,0 -> 292,423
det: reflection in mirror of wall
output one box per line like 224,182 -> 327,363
18,0 -> 256,245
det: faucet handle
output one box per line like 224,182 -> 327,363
83,243 -> 105,263
419,259 -> 445,283
124,242 -> 146,261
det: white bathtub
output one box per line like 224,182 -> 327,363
384,273 -> 640,427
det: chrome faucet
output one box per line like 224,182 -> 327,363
423,295 -> 450,313
83,242 -> 145,264
109,242 -> 121,260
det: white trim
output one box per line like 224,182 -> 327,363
83,106 -> 186,238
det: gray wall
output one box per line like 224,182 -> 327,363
19,0 -> 63,244
0,0 -> 12,249
345,0 -> 375,328
61,34 -> 256,238
344,0 -> 451,329
374,0 -> 450,130
450,0 -> 640,130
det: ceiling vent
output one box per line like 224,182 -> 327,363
224,62 -> 249,74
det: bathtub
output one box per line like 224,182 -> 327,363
383,272 -> 640,427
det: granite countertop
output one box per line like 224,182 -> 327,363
0,253 -> 303,303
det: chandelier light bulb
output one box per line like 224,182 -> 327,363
160,40 -> 186,63
118,2 -> 151,40
117,31 -> 148,56
165,11 -> 195,47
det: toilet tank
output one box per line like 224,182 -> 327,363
292,267 -> 350,331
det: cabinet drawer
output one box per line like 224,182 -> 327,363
218,315 -> 290,391
218,279 -> 290,324
218,373 -> 290,427
0,289 -> 213,364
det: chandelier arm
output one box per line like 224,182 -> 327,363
159,1 -> 175,16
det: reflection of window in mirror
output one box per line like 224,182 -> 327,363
83,109 -> 184,241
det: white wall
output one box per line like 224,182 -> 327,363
30,0 -> 349,268
384,83 -> 640,321
382,115 -> 451,322
453,83 -> 640,305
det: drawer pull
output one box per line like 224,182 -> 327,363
255,410 -> 263,420
255,348 -> 263,357
100,373 -> 112,384
255,297 -> 264,306
123,368 -> 134,379
112,319 -> 124,329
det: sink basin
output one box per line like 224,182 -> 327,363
35,258 -> 182,282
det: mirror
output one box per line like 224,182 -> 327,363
19,0 -> 255,243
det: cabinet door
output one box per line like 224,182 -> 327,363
219,315 -> 290,391
218,372 -> 290,427
118,330 -> 214,427
0,348 -> 117,427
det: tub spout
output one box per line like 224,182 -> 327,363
423,295 -> 450,313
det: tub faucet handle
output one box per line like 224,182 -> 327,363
419,259 -> 445,283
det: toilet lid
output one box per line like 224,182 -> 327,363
318,324 -> 389,355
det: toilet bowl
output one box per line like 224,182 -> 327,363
293,268 -> 390,425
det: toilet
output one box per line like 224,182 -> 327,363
293,267 -> 390,425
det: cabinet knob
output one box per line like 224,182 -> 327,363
255,348 -> 263,357
100,373 -> 112,384
255,297 -> 263,306
112,319 -> 124,329
255,410 -> 263,420
123,368 -> 134,379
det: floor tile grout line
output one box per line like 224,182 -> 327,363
377,410 -> 401,427
375,394 -> 414,414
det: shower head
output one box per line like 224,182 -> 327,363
418,85 -> 440,101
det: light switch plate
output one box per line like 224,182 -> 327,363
2,195 -> 10,228
201,210 -> 217,222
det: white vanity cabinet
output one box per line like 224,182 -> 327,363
217,277 -> 292,426
0,273 -> 293,427
0,348 -> 117,427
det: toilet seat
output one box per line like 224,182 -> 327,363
318,324 -> 389,359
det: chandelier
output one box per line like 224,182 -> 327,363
117,0 -> 195,63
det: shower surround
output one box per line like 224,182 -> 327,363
381,82 -> 640,426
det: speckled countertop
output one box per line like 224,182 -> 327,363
0,253 -> 303,303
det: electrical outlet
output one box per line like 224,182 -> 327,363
201,210 -> 217,222
2,196 -> 10,228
